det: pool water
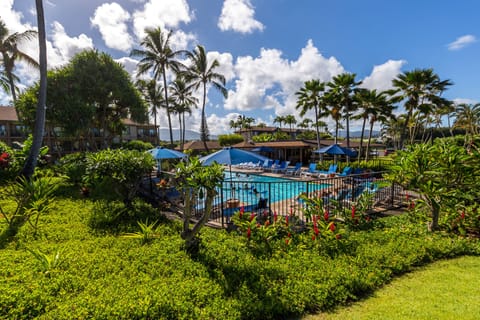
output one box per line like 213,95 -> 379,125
221,172 -> 329,205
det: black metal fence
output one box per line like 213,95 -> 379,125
192,171 -> 404,228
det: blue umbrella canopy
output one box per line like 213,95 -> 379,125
314,144 -> 357,157
147,147 -> 187,160
199,147 -> 270,166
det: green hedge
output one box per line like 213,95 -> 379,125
0,196 -> 479,319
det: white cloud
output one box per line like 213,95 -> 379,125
132,0 -> 193,39
207,51 -> 235,82
447,34 -> 476,51
91,2 -> 133,52
0,0 -> 32,33
169,29 -> 197,51
218,0 -> 264,34
49,21 -> 94,67
115,56 -> 140,76
224,40 -> 344,118
360,59 -> 406,91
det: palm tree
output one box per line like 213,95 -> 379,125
183,45 -> 227,151
391,68 -> 452,148
353,88 -> 393,160
326,73 -> 361,148
130,27 -> 184,147
0,19 -> 38,103
136,79 -> 163,145
297,118 -> 312,129
273,115 -> 285,129
169,76 -> 198,150
283,114 -> 297,138
21,0 -> 46,178
295,79 -> 328,150
453,103 -> 480,145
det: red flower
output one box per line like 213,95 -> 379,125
285,215 -> 289,226
250,213 -> 256,221
351,205 -> 356,219
285,238 -> 290,245
247,227 -> 251,239
256,223 -> 261,228
329,223 -> 336,232
460,211 -> 465,219
312,235 -> 316,241
274,211 -> 278,222
410,201 -> 415,209
240,206 -> 245,214
265,220 -> 270,226
324,210 -> 329,221
314,226 -> 319,236
287,232 -> 291,238
336,234 -> 341,240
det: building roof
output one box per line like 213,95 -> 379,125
176,140 -> 221,151
122,118 -> 158,127
0,106 -> 19,122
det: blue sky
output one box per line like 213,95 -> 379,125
1,0 -> 479,136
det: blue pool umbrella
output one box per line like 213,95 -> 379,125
147,147 -> 187,172
314,144 -> 357,157
199,147 -> 270,166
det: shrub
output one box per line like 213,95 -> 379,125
57,152 -> 87,184
122,140 -> 154,151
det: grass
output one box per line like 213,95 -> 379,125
306,255 -> 480,320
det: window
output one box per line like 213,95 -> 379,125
0,125 -> 6,136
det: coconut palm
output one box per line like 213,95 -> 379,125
296,79 -> 328,150
391,68 -> 452,148
283,114 -> 297,138
21,0 -> 46,178
136,79 -> 163,145
353,88 -> 395,160
169,76 -> 198,150
183,45 -> 227,151
0,19 -> 38,103
130,27 -> 185,147
273,115 -> 285,129
453,103 -> 480,145
326,73 -> 361,148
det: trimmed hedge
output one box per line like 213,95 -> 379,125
0,196 -> 479,319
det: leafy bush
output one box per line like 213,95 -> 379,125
0,141 -> 21,181
57,152 -> 87,184
122,140 -> 154,151
84,149 -> 155,204
218,134 -> 244,146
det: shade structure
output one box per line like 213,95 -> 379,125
314,144 -> 357,157
148,146 -> 188,160
251,146 -> 274,153
147,147 -> 187,172
199,147 -> 270,166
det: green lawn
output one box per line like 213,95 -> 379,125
306,255 -> 480,320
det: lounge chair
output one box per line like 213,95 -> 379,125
264,159 -> 279,172
337,166 -> 353,177
272,160 -> 290,173
300,163 -> 321,177
316,164 -> 338,177
285,162 -> 302,175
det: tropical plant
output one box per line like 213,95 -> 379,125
183,45 -> 228,151
273,115 -> 285,129
21,0 -> 47,179
296,79 -> 328,150
453,103 -> 480,146
136,79 -> 163,145
131,27 -> 185,147
0,19 -> 38,102
174,157 -> 224,252
169,76 -> 198,149
283,114 -> 297,134
387,139 -> 480,231
0,172 -> 63,243
390,68 -> 452,148
26,248 -> 63,276
123,219 -> 161,245
326,73 -> 362,148
84,149 -> 154,205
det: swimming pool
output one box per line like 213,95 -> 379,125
220,172 -> 329,205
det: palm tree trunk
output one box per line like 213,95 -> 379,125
365,119 -> 375,162
21,0 -> 47,179
358,116 -> 367,161
162,71 -> 174,147
6,67 -> 17,103
314,106 -> 321,150
201,82 -> 209,152
153,108 -> 159,146
181,112 -> 186,151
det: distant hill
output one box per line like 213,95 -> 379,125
338,130 -> 380,138
158,128 -> 218,141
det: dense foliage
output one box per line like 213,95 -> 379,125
0,191 -> 478,319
